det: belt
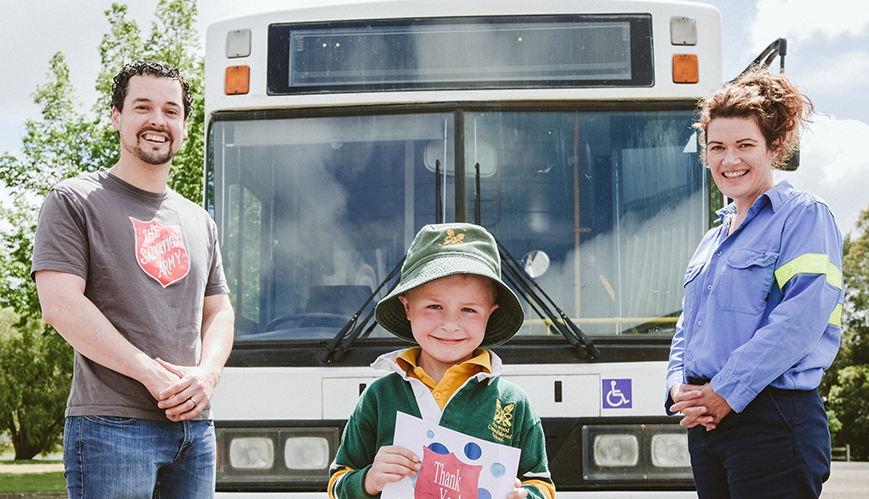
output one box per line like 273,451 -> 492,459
687,376 -> 711,385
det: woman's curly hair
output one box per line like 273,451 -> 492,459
695,67 -> 814,170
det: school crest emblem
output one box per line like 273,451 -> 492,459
131,217 -> 190,288
440,228 -> 466,246
488,398 -> 514,442
493,399 -> 514,427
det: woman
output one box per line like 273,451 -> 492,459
665,68 -> 844,498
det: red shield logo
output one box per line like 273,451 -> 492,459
416,446 -> 482,499
131,217 -> 190,288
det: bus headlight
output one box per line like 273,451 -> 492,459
230,437 -> 275,469
583,424 -> 692,481
651,433 -> 691,467
285,436 -> 330,470
216,423 -> 341,491
593,434 -> 639,467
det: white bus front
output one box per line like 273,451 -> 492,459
205,2 -> 724,496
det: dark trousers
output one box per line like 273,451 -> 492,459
688,386 -> 831,498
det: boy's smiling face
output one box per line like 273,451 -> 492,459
399,274 -> 499,381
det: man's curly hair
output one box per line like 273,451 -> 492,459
111,60 -> 192,119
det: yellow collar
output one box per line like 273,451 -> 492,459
395,348 -> 492,410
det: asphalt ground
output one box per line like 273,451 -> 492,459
820,461 -> 869,499
1,461 -> 866,497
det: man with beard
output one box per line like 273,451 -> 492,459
31,60 -> 234,498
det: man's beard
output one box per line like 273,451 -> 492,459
124,130 -> 177,165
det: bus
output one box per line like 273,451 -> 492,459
203,1 -> 762,496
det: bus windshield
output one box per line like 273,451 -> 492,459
208,108 -> 706,343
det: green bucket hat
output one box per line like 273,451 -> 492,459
375,223 -> 524,348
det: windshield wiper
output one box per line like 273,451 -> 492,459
496,238 -> 600,360
320,256 -> 405,363
472,161 -> 598,359
435,159 -> 443,223
324,158 -> 450,362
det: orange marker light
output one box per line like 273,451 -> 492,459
225,65 -> 250,95
672,55 -> 699,84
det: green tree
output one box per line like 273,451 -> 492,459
828,365 -> 869,460
0,308 -> 72,460
92,0 -> 205,202
0,0 -> 204,460
842,207 -> 869,339
824,205 -> 869,460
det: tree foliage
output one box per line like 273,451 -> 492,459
828,365 -> 869,460
824,205 -> 869,460
0,0 -> 203,459
842,207 -> 869,333
0,308 -> 72,460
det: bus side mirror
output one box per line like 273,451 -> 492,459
781,149 -> 799,171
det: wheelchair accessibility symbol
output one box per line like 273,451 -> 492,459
603,379 -> 632,409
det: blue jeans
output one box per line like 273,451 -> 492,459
63,416 -> 216,499
687,387 -> 831,498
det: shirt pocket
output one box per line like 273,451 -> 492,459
715,249 -> 778,315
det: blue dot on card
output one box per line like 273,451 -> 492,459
426,430 -> 435,439
478,489 -> 492,499
464,442 -> 482,460
429,442 -> 449,455
490,462 -> 506,478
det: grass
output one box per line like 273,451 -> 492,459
0,459 -> 62,465
0,472 -> 67,493
0,459 -> 65,494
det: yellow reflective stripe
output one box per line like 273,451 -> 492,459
775,254 -> 843,291
829,304 -> 843,327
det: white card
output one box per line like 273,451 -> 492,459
382,412 -> 521,499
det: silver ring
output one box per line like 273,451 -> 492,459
190,397 -> 197,406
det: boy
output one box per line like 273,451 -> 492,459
328,223 -> 554,499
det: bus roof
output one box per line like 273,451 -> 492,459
205,0 -> 722,119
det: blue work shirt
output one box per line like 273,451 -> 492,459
666,181 -> 843,414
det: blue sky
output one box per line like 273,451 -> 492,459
1,0 -> 867,235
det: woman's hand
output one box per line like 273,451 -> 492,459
670,384 -> 714,429
364,446 -> 421,495
670,383 -> 732,430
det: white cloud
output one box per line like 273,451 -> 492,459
794,52 -> 869,94
751,0 -> 869,51
781,115 -> 869,236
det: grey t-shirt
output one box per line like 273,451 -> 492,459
31,168 -> 229,421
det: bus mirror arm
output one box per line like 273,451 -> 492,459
731,37 -> 787,83
495,238 -> 600,360
731,37 -> 800,171
320,256 -> 406,363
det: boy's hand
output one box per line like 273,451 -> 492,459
505,478 -> 528,499
364,446 -> 421,495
